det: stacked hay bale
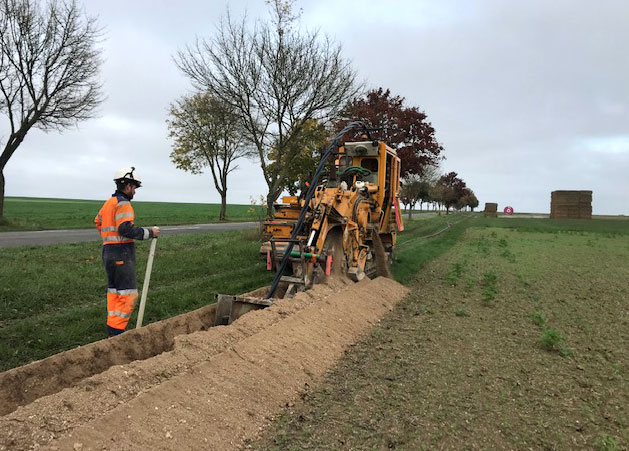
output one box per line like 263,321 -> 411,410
550,191 -> 592,219
484,202 -> 498,218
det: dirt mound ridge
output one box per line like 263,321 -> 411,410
0,304 -> 215,416
1,277 -> 408,451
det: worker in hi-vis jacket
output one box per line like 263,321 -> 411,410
94,167 -> 160,336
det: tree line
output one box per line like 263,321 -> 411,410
0,0 -> 478,223
400,170 -> 479,219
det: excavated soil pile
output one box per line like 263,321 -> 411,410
0,277 -> 408,451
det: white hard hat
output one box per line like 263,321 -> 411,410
113,166 -> 142,187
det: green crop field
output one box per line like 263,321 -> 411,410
0,196 -> 264,231
252,215 -> 629,450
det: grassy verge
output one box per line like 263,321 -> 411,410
393,213 -> 471,284
0,229 -> 272,371
251,218 -> 629,450
0,197 -> 264,231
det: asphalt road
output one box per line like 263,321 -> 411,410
0,222 -> 258,249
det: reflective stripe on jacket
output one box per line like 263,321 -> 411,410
95,192 -> 151,244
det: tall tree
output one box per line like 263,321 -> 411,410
429,182 -> 447,212
459,188 -> 479,212
436,171 -> 467,213
0,0 -> 103,223
334,88 -> 443,179
176,0 -> 360,216
267,119 -> 328,195
167,93 -> 252,221
400,176 -> 423,221
416,164 -> 439,211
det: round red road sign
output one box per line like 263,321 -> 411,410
504,206 -> 514,215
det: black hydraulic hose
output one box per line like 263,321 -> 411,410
266,120 -> 369,298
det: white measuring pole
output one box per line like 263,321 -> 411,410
136,237 -> 157,329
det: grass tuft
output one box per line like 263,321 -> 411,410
529,311 -> 547,328
480,270 -> 498,304
464,277 -> 476,291
446,260 -> 466,285
540,328 -> 563,350
596,434 -> 618,451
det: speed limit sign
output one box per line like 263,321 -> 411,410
504,206 -> 514,215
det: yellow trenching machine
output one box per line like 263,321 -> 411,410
215,121 -> 404,325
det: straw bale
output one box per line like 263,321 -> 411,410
550,190 -> 592,219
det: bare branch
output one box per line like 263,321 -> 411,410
0,0 -> 103,219
175,3 -> 361,213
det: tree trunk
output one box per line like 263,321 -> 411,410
219,191 -> 227,221
407,205 -> 412,221
0,169 -> 5,225
266,188 -> 282,219
266,195 -> 275,219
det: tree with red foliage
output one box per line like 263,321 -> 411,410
334,88 -> 443,178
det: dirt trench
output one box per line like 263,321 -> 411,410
0,304 -> 215,416
0,276 -> 408,451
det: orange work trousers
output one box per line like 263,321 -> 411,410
102,243 -> 138,336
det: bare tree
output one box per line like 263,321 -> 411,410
417,164 -> 439,211
0,0 -> 103,223
176,0 -> 360,215
167,92 -> 253,221
400,176 -> 422,221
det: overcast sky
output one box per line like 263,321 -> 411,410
3,0 -> 628,214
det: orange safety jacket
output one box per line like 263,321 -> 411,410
95,194 -> 149,244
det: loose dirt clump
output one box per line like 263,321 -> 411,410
0,276 -> 408,451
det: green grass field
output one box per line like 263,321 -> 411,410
0,197 -> 264,231
1,213 -> 628,375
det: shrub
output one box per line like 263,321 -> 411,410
540,328 -> 563,350
530,311 -> 547,328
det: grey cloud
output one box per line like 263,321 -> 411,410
3,0 -> 627,214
